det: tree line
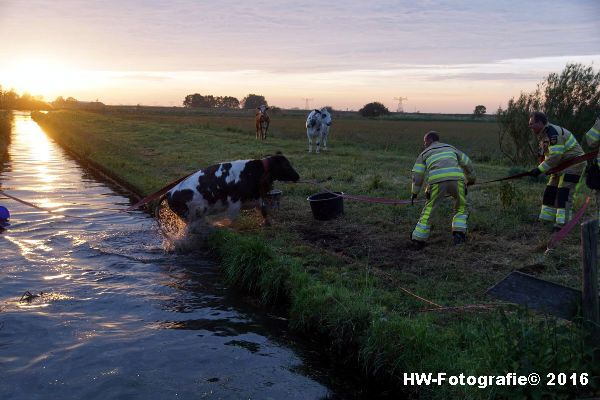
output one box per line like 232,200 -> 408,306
0,87 -> 107,111
497,63 -> 600,164
357,102 -> 487,117
357,64 -> 598,165
5,62 -> 598,162
0,87 -> 51,110
183,93 -> 268,109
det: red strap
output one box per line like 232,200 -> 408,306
476,171 -> 532,185
546,150 -> 597,175
316,186 -> 417,205
124,173 -> 192,211
476,150 -> 598,186
547,195 -> 592,250
342,193 -> 415,205
0,190 -> 59,214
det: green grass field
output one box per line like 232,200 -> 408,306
31,108 -> 599,399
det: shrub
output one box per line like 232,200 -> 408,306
359,102 -> 390,117
498,63 -> 600,165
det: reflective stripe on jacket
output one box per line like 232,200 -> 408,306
585,117 -> 600,162
537,123 -> 584,173
411,142 -> 476,195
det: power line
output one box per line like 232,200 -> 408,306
301,98 -> 314,110
393,96 -> 408,113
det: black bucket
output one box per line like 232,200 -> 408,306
307,191 -> 344,220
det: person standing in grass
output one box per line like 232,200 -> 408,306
584,115 -> 600,220
410,131 -> 476,247
527,111 -> 585,232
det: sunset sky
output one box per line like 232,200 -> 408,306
1,0 -> 599,113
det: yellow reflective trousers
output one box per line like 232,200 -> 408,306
412,180 -> 467,241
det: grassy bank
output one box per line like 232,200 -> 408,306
32,109 -> 599,398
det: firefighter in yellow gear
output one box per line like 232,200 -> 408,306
527,111 -> 585,230
584,115 -> 600,220
410,131 -> 476,246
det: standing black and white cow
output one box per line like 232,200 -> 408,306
306,107 -> 332,153
164,154 -> 299,229
320,108 -> 332,150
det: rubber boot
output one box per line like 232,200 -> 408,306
452,231 -> 466,245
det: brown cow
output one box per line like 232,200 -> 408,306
255,105 -> 270,140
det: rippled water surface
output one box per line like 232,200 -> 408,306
0,112 -> 354,399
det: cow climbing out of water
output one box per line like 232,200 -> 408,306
164,153 -> 299,230
255,105 -> 270,140
306,107 -> 332,153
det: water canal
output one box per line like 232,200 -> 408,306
0,112 -> 364,399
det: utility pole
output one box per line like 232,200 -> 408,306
301,98 -> 314,110
393,96 -> 408,113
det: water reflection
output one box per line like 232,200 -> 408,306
36,197 -> 64,209
15,115 -> 52,164
0,113 -> 358,400
43,273 -> 72,281
4,236 -> 53,260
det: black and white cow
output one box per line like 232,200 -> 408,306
306,107 -> 332,153
319,108 -> 332,150
164,154 -> 300,228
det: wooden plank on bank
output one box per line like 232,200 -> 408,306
487,271 -> 581,320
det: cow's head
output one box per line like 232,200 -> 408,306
320,107 -> 332,127
257,105 -> 269,115
306,109 -> 322,128
264,153 -> 300,182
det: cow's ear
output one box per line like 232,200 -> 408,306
275,150 -> 283,155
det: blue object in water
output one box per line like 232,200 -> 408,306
0,205 -> 10,227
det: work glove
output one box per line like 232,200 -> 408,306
528,167 -> 542,177
425,187 -> 431,200
411,193 -> 417,205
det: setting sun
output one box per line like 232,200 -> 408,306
1,57 -> 83,100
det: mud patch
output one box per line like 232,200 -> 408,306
294,220 -> 411,268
